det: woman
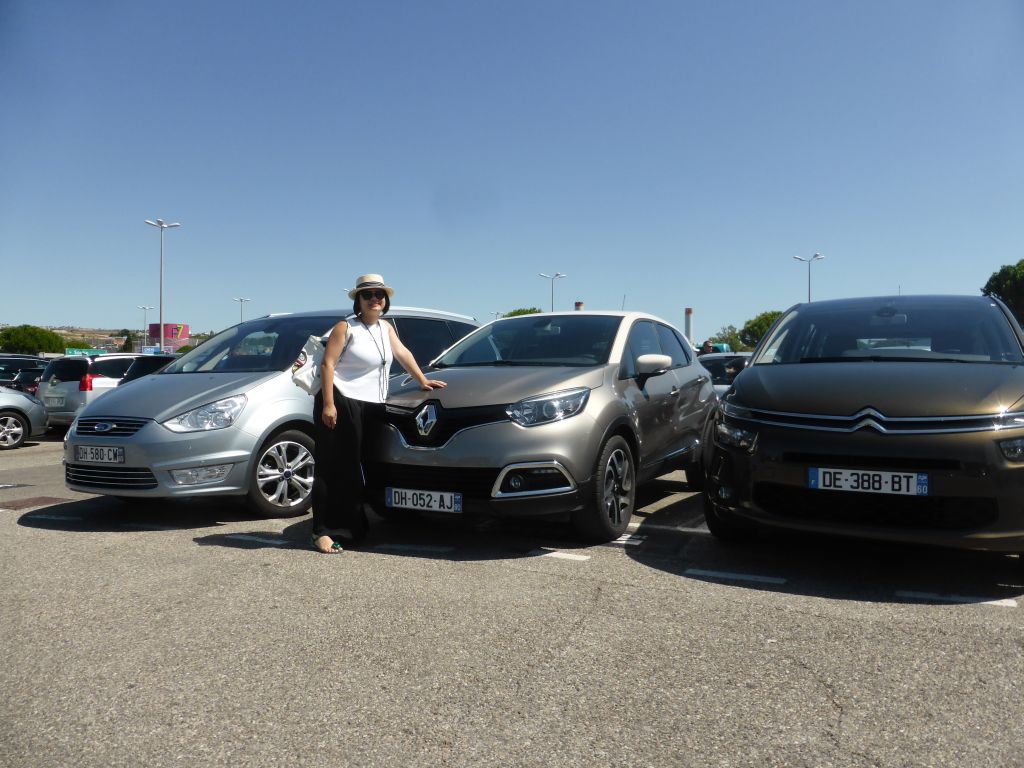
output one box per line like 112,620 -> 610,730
310,274 -> 446,553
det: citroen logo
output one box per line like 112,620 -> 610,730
94,422 -> 113,433
415,404 -> 438,436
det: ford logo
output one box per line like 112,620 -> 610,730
93,422 -> 114,433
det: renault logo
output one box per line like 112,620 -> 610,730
415,404 -> 437,436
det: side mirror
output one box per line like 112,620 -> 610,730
636,353 -> 672,387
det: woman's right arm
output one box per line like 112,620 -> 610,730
319,320 -> 348,429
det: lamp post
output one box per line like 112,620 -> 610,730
145,218 -> 181,351
792,252 -> 825,302
137,305 -> 154,349
538,272 -> 567,312
233,297 -> 251,323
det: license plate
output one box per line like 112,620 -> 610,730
75,445 -> 125,464
45,397 -> 65,407
386,487 -> 462,513
808,467 -> 928,496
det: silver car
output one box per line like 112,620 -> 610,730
0,388 -> 48,449
40,353 -> 142,426
64,307 -> 476,517
368,311 -> 718,541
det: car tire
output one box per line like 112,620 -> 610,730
0,410 -> 29,450
702,486 -> 748,542
573,435 -> 635,542
247,429 -> 316,518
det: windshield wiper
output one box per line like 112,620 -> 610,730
801,355 -> 979,364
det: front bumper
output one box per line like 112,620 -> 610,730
708,416 -> 1024,552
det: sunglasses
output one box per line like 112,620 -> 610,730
359,289 -> 387,301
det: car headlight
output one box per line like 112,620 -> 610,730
507,388 -> 590,427
162,395 -> 247,433
716,420 -> 758,453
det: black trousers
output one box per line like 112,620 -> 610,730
311,386 -> 383,542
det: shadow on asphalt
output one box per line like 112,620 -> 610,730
16,495 -> 259,532
628,483 -> 1024,607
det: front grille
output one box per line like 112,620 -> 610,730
383,401 -> 509,447
782,453 -> 961,471
75,417 -> 150,437
365,463 -> 500,498
724,402 -> 1015,435
66,464 -> 158,490
753,483 -> 998,531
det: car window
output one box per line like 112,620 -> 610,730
620,320 -> 659,379
42,358 -> 89,381
436,315 -> 621,368
388,318 -> 454,375
656,323 -> 690,368
91,357 -> 136,378
447,321 -> 477,342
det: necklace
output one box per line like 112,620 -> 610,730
364,319 -> 389,401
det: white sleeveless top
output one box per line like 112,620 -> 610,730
333,319 -> 394,403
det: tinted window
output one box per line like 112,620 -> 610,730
437,315 -> 621,367
447,321 -> 477,341
42,358 -> 89,381
91,357 -> 136,378
121,356 -> 176,383
656,324 -> 690,368
164,315 -> 339,374
389,318 -> 454,375
756,298 -> 1024,364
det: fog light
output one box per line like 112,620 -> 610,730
717,485 -> 734,501
509,475 -> 524,490
1000,438 -> 1024,462
171,464 -> 231,486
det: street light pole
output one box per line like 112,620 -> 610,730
137,305 -> 154,349
233,297 -> 251,323
792,253 -> 825,302
145,218 -> 181,351
538,272 -> 567,312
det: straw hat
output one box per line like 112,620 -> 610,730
347,274 -> 395,300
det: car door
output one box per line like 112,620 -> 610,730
618,320 -> 679,473
655,323 -> 712,461
387,317 -> 456,376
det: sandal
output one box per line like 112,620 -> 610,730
310,534 -> 343,554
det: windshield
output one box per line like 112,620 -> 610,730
163,315 -> 338,374
435,315 -> 622,368
755,298 -> 1024,365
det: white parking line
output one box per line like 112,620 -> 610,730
895,590 -> 1018,608
528,549 -> 591,561
611,534 -> 645,546
685,568 -> 787,585
627,521 -> 710,535
225,534 -> 288,546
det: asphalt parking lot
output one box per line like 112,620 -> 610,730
4,432 -> 1024,767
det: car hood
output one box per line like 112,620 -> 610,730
388,365 -> 607,407
732,362 -> 1024,417
78,372 -> 280,421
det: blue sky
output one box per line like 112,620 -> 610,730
2,0 -> 1021,342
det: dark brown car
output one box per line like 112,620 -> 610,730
703,294 -> 1024,554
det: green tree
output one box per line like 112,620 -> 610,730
0,325 -> 65,354
175,345 -> 194,354
739,311 -> 783,349
709,325 -> 748,351
983,260 -> 1024,323
503,307 -> 542,317
121,333 -> 136,352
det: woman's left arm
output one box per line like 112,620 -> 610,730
385,321 -> 447,391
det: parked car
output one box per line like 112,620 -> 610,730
697,352 -> 752,397
7,367 -> 46,397
0,356 -> 47,388
39,353 -> 142,426
118,354 -> 178,386
64,307 -> 477,517
367,311 -> 718,541
702,294 -> 1024,556
0,388 -> 47,449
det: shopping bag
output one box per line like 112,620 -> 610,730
291,335 -> 325,395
